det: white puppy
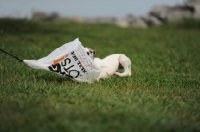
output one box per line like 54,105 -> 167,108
94,54 -> 131,80
85,47 -> 131,80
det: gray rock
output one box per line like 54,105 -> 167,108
150,4 -> 193,22
115,18 -> 130,28
46,12 -> 59,21
84,17 -> 116,24
185,0 -> 200,6
32,12 -> 48,20
185,0 -> 200,19
149,5 -> 171,22
116,15 -> 147,28
67,15 -> 85,23
141,15 -> 162,26
96,17 -> 116,24
32,12 -> 59,21
167,5 -> 193,21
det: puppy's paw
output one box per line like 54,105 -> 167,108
114,72 -> 121,77
114,72 -> 131,77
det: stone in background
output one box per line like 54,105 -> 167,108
32,0 -> 200,28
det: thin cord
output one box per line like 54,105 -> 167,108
0,48 -> 23,62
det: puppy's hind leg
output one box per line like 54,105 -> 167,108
115,54 -> 131,77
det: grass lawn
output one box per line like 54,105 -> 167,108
0,19 -> 200,132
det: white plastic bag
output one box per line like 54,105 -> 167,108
24,38 -> 100,83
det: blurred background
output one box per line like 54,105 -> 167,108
1,0 -> 199,28
0,0 -> 184,18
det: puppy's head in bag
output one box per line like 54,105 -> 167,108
84,47 -> 96,59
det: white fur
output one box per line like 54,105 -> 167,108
94,54 -> 131,80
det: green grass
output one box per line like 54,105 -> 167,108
0,18 -> 200,132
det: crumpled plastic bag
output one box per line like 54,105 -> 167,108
24,38 -> 100,83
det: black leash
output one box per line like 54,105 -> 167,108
0,48 -> 23,62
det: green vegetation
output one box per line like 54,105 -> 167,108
0,18 -> 200,132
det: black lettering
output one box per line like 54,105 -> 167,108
77,61 -> 87,73
73,55 -> 78,61
48,58 -> 82,79
48,63 -> 66,75
68,70 -> 80,78
71,51 -> 78,61
81,67 -> 87,73
63,65 -> 74,73
61,58 -> 71,66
